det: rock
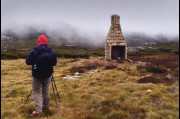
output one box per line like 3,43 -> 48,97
126,59 -> 133,63
147,89 -> 152,93
165,74 -> 173,80
75,72 -> 79,75
133,61 -> 143,66
87,70 -> 97,74
63,75 -> 81,80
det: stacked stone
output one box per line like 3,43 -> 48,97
106,15 -> 125,44
105,14 -> 127,60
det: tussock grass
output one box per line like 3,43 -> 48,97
1,57 -> 179,119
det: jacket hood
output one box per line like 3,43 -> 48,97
37,35 -> 48,46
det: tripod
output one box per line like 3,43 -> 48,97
24,75 -> 61,109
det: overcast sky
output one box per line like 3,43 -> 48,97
1,0 -> 179,37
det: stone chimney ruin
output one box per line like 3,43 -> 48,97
105,15 -> 127,60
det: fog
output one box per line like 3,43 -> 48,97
1,0 -> 179,47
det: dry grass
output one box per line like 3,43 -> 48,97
1,57 -> 179,119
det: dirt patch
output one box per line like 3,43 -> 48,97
129,53 -> 179,69
137,75 -> 176,84
104,65 -> 117,70
138,76 -> 161,84
145,63 -> 167,73
69,57 -> 119,73
70,65 -> 97,73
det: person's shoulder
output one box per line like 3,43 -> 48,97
50,48 -> 56,53
46,47 -> 53,52
31,47 -> 41,54
32,47 -> 38,52
48,47 -> 52,50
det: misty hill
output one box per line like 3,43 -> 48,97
1,26 -> 179,49
125,32 -> 179,47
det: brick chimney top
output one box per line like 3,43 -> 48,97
111,14 -> 120,25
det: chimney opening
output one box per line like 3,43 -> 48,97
111,46 -> 125,59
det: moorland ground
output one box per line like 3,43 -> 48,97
1,43 -> 179,119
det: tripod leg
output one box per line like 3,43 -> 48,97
24,89 -> 32,104
51,78 -> 58,110
52,75 -> 61,100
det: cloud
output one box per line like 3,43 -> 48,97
1,0 -> 179,37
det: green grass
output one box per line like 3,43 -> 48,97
1,56 -> 179,119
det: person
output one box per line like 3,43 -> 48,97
26,35 -> 57,115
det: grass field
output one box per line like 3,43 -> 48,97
1,50 -> 179,119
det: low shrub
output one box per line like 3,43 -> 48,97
137,76 -> 175,84
138,76 -> 161,84
104,65 -> 117,70
145,64 -> 167,73
70,65 -> 97,73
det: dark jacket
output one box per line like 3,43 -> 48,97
26,44 -> 57,79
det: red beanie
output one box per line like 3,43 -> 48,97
37,35 -> 48,45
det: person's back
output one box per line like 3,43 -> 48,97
26,35 -> 57,115
28,44 -> 56,78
